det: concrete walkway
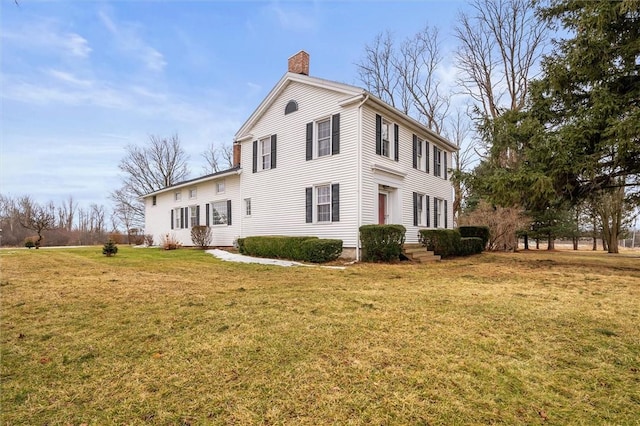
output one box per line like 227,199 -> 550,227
206,249 -> 346,269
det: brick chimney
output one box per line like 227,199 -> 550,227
288,50 -> 309,75
233,142 -> 241,168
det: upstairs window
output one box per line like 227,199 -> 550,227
253,135 -> 277,172
317,119 -> 331,157
174,191 -> 181,202
306,114 -> 340,160
189,188 -> 197,199
216,181 -> 225,194
413,135 -> 430,173
376,114 -> 399,161
261,137 -> 271,170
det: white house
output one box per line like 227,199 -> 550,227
143,51 -> 457,259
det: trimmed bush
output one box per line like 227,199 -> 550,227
236,238 -> 246,254
301,239 -> 343,263
458,237 -> 484,256
360,224 -> 406,262
24,239 -> 35,249
242,236 -> 318,261
459,226 -> 490,249
418,229 -> 461,258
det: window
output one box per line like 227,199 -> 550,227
416,194 -> 424,225
435,198 -> 444,228
305,184 -> 340,223
413,135 -> 430,172
245,198 -> 252,216
376,114 -> 398,161
306,114 -> 340,161
253,135 -> 276,172
152,195 -> 157,206
216,181 -> 225,193
173,207 -> 183,229
316,185 -> 331,222
190,206 -> 198,227
434,146 -> 443,177
261,137 -> 271,170
211,201 -> 228,225
317,118 -> 331,157
381,119 -> 391,157
174,191 -> 181,202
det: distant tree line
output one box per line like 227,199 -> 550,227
0,195 -> 115,247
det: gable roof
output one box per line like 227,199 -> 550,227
233,72 -> 458,151
234,72 -> 363,141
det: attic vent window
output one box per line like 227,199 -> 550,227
285,100 -> 298,115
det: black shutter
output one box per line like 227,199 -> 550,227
306,122 -> 313,161
444,200 -> 448,228
375,114 -> 382,155
331,183 -> 340,222
434,198 -> 439,228
393,123 -> 399,161
270,134 -> 277,169
331,113 -> 340,155
252,140 -> 258,173
206,203 -> 210,226
227,200 -> 232,226
425,142 -> 430,173
183,207 -> 188,229
433,146 -> 438,177
412,135 -> 417,169
305,187 -> 313,223
171,209 -> 174,229
426,196 -> 430,227
444,151 -> 448,180
412,192 -> 418,226
196,205 -> 200,226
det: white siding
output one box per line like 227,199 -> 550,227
360,104 -> 455,244
144,174 -> 241,247
238,81 -> 361,247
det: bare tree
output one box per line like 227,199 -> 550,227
112,134 -> 190,229
16,196 -> 56,247
202,142 -> 233,174
444,108 -> 474,224
56,196 -> 76,231
454,0 -> 546,119
357,27 -> 451,133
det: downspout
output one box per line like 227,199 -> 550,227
356,93 -> 369,261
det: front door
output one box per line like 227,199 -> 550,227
378,193 -> 387,224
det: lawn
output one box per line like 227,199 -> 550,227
1,247 -> 639,425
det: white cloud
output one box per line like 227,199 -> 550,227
0,20 -> 91,58
98,10 -> 167,72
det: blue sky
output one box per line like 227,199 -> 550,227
1,0 -> 467,210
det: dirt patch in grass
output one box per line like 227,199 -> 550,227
1,247 -> 639,424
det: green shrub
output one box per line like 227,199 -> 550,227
459,226 -> 490,249
242,236 -> 318,260
301,239 -> 343,263
102,239 -> 118,257
24,239 -> 35,249
458,237 -> 484,256
236,238 -> 246,254
418,229 -> 461,258
359,224 -> 406,262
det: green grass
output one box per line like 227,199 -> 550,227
1,247 -> 639,425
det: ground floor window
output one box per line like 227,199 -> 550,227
211,201 -> 228,225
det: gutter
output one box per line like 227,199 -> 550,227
356,93 -> 369,261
